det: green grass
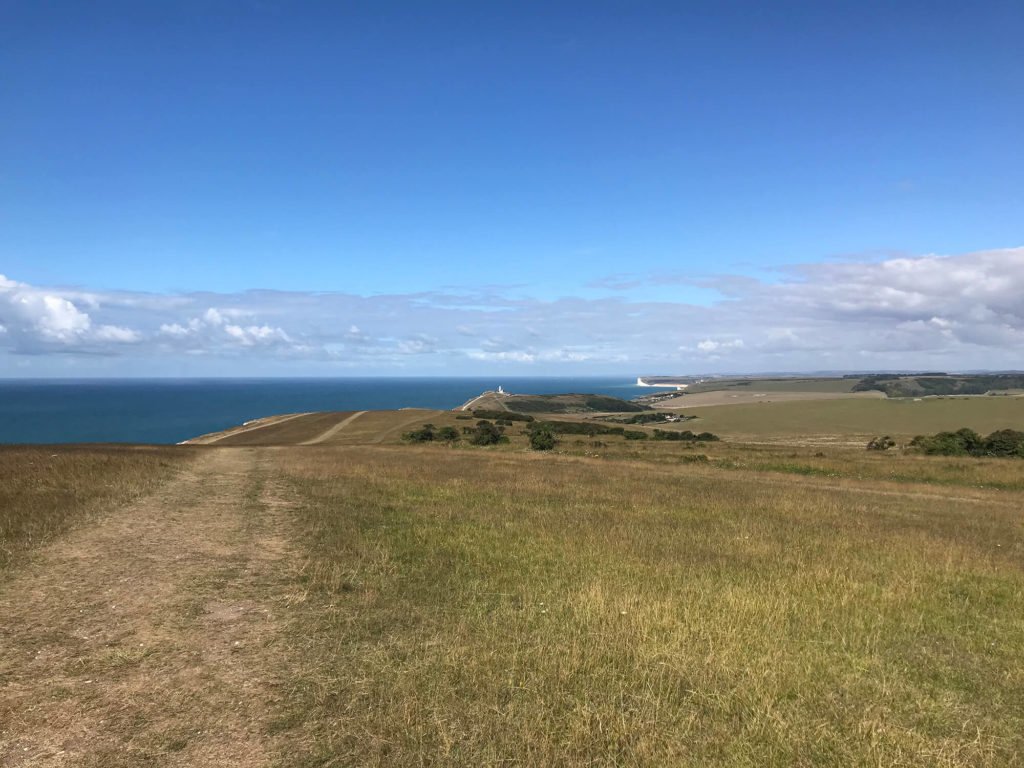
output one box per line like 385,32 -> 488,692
270,445 -> 1024,767
6,404 -> 1023,765
685,377 -> 859,394
682,396 -> 1024,438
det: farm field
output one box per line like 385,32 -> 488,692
2,400 -> 1023,766
665,395 -> 1024,440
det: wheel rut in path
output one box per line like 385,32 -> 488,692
0,448 -> 300,767
299,410 -> 366,445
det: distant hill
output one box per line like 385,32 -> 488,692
853,374 -> 1024,398
501,393 -> 650,414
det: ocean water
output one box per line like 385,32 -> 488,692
0,377 -> 675,445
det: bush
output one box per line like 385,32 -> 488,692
623,430 -> 647,440
402,424 -> 436,442
473,410 -> 534,422
679,454 -> 709,464
529,424 -> 557,451
436,426 -> 459,444
652,429 -> 720,442
983,429 -> 1024,457
867,436 -> 896,451
469,420 -> 507,446
908,427 -> 1024,457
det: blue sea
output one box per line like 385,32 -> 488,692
0,377 -> 674,444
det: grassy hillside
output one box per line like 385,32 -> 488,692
683,376 -> 859,394
502,393 -> 649,413
0,444 -> 196,569
272,445 -> 1024,766
211,411 -> 356,445
4,402 -> 1024,765
854,373 -> 1024,397
677,396 -> 1024,438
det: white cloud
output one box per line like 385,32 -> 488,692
0,275 -> 138,348
224,324 -> 291,346
159,323 -> 190,338
3,247 -> 1024,373
94,325 -> 141,343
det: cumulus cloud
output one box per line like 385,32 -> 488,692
0,274 -> 139,350
2,247 -> 1024,373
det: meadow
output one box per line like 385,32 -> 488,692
0,444 -> 195,570
2,398 -> 1022,766
664,396 -> 1024,439
271,445 -> 1023,766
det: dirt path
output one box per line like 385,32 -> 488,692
299,410 -> 366,445
0,448 -> 298,767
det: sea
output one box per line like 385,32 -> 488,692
0,377 -> 676,445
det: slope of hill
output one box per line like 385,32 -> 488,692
4,399 -> 1024,765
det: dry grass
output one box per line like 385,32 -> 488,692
0,444 -> 197,570
0,447 -> 299,766
212,412 -> 358,446
554,437 -> 1024,492
3,408 -> 1022,766
269,445 -> 1024,767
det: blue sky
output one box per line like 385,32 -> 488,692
2,1 -> 1023,375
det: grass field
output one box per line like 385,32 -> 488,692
683,377 -> 859,394
670,396 -> 1024,439
2,400 -> 1023,766
271,446 -> 1024,766
210,412 -> 356,446
0,444 -> 196,570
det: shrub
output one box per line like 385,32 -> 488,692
623,430 -> 647,440
908,427 -> 1024,457
402,424 -> 436,442
867,436 -> 896,451
982,429 -> 1024,457
679,454 -> 709,464
529,424 -> 557,451
652,429 -> 720,442
436,426 -> 459,444
473,410 -> 534,422
469,420 -> 507,446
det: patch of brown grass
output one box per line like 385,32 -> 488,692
0,444 -> 197,570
